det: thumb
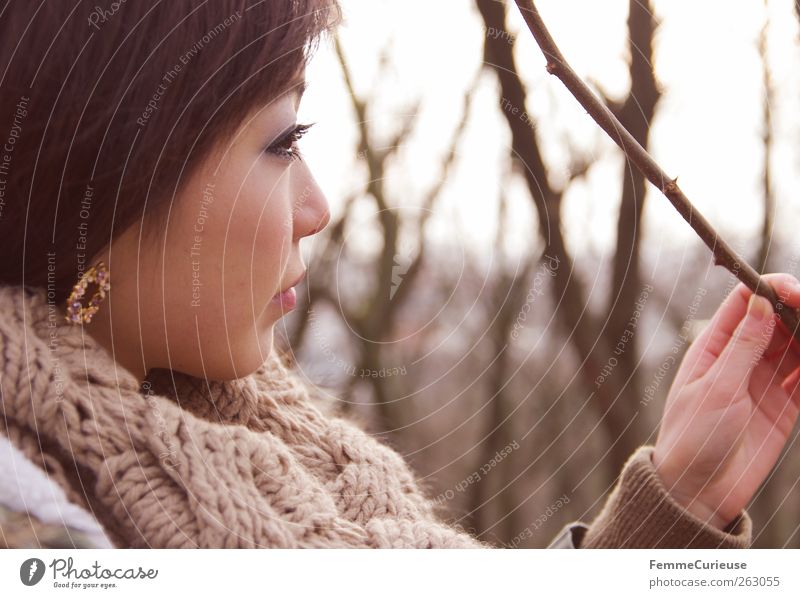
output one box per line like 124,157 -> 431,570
708,294 -> 775,393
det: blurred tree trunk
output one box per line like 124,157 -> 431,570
757,4 -> 775,274
291,35 -> 479,435
465,186 -> 538,541
475,0 -> 658,485
603,0 -> 660,437
751,2 -> 780,546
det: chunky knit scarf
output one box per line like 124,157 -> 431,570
0,285 -> 489,548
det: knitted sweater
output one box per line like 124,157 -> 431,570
0,285 -> 751,548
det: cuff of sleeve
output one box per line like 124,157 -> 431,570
580,446 -> 752,548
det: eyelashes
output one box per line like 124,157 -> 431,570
266,122 -> 315,162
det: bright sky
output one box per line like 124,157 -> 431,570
297,0 -> 800,270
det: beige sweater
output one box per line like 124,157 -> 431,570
0,285 -> 750,548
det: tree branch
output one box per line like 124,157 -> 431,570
512,0 -> 800,340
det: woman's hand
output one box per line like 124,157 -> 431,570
653,273 -> 800,530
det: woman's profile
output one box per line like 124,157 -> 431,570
1,0 -> 799,549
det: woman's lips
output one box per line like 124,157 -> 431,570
271,286 -> 297,311
270,271 -> 305,311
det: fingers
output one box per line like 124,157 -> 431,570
764,272 -> 800,306
781,365 -> 800,408
764,327 -> 800,379
749,274 -> 800,378
706,294 -> 777,395
691,273 -> 800,362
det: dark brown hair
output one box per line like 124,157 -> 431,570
0,0 -> 341,302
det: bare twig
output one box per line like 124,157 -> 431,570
512,0 -> 800,340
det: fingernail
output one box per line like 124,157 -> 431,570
748,294 -> 770,321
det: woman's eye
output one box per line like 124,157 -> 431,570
266,122 -> 314,162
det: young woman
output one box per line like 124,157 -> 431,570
1,1 -> 799,549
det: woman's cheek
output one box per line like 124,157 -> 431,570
223,155 -> 295,306
257,203 -> 294,295
253,180 -> 295,286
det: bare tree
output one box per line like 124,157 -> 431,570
475,0 -> 659,477
464,182 -> 540,540
290,34 -> 482,434
512,0 -> 800,336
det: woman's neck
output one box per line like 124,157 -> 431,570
84,300 -> 148,386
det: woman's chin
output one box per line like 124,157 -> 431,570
171,329 -> 275,382
227,329 -> 276,380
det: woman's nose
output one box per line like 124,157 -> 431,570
294,171 -> 330,240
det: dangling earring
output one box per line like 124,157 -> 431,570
65,261 -> 111,325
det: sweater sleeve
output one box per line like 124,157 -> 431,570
576,445 -> 751,548
0,433 -> 114,549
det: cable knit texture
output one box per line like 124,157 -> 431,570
0,285 -> 752,548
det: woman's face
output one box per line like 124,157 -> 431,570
87,82 -> 330,381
